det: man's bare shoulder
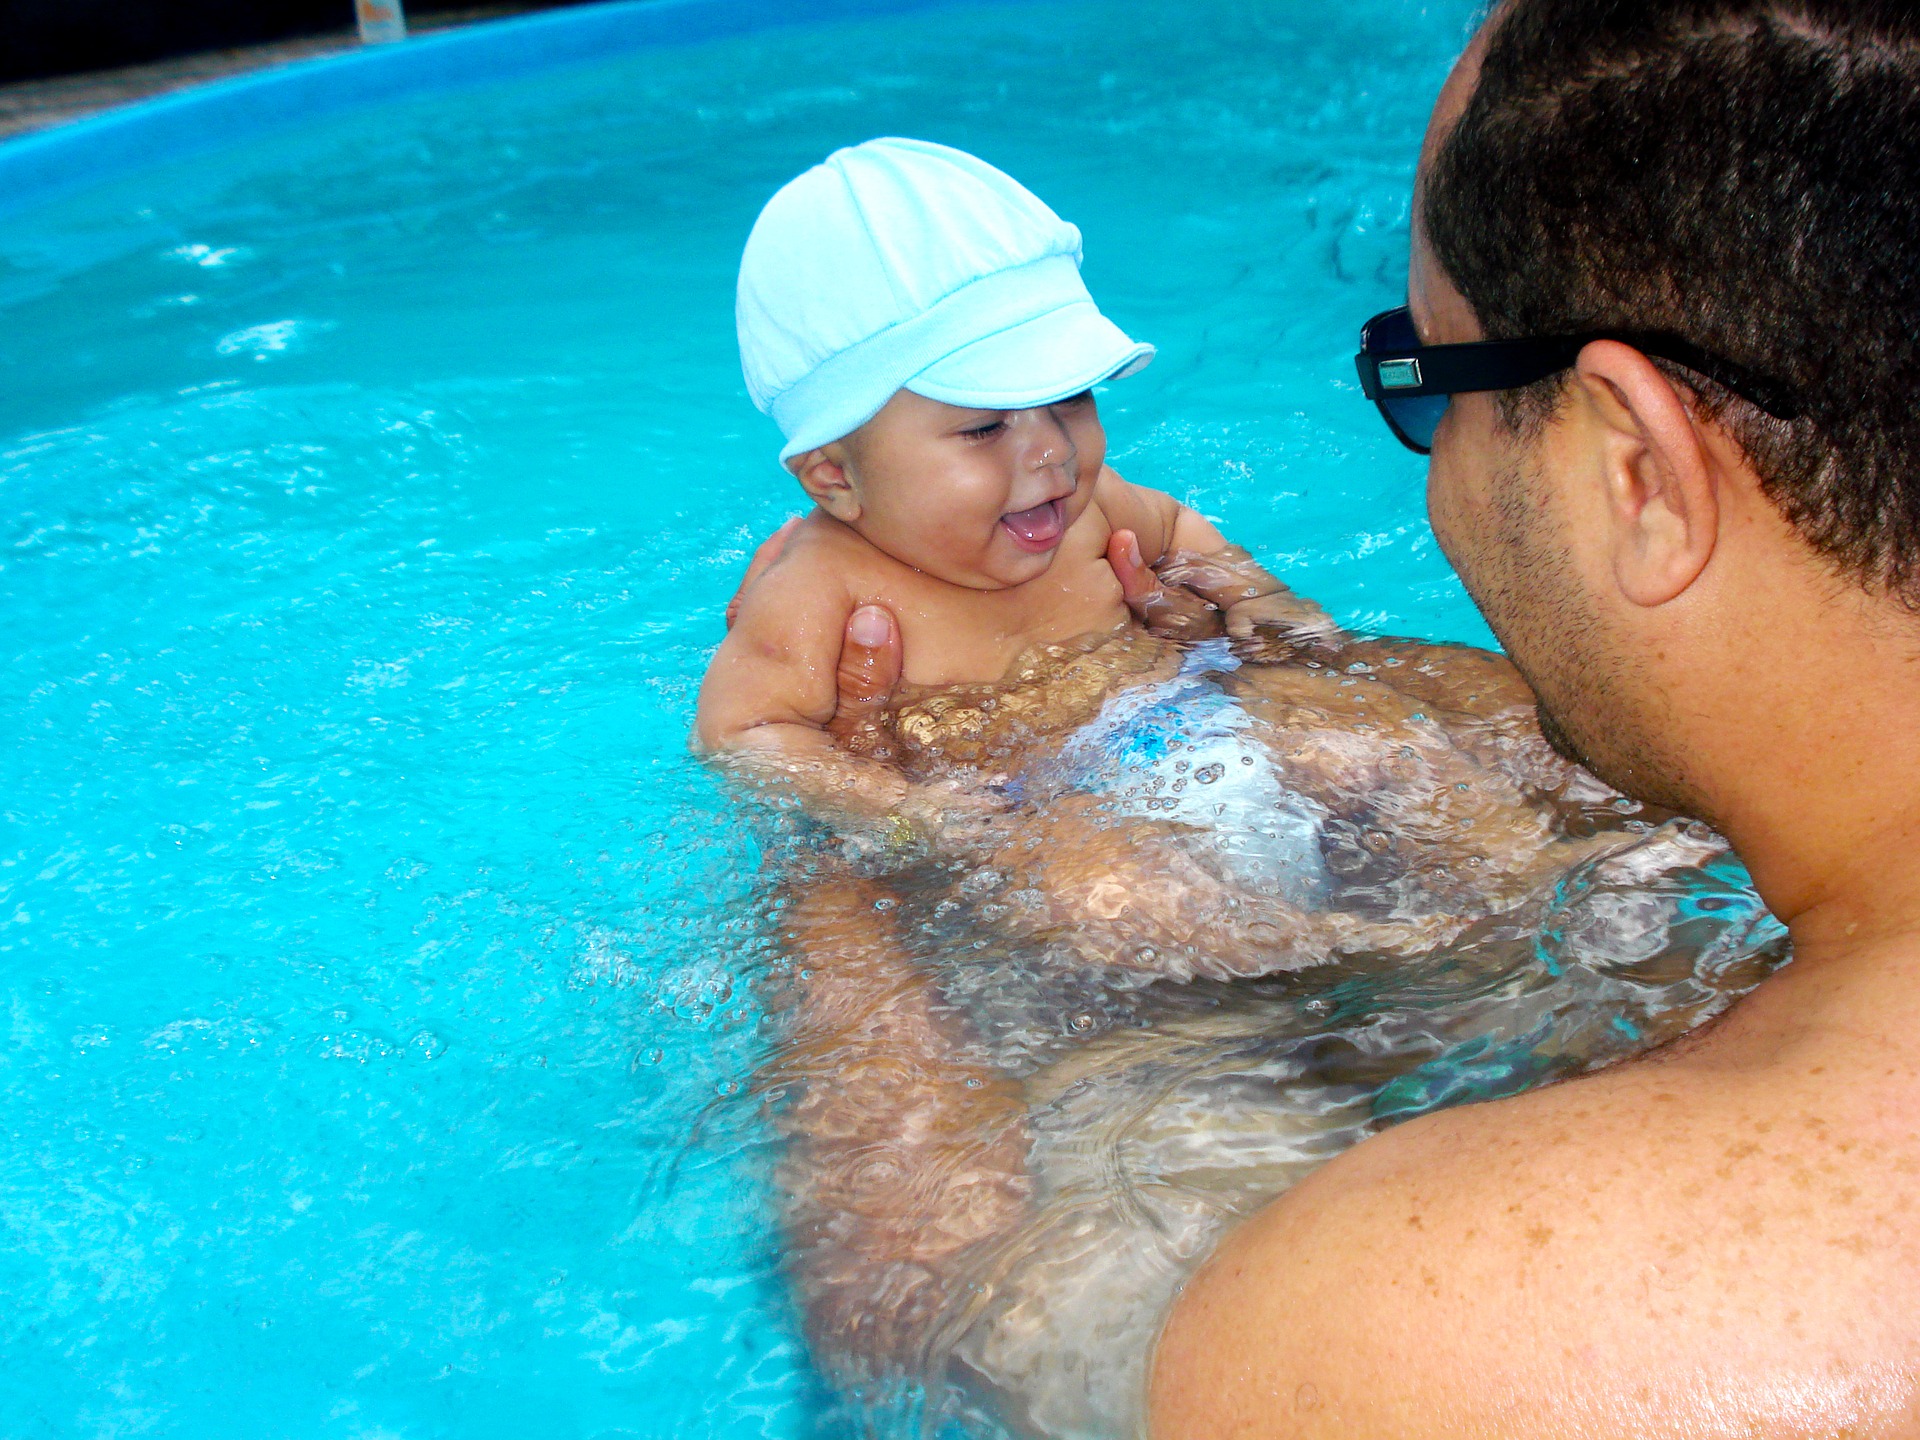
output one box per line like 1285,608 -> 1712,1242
1150,1039 -> 1920,1438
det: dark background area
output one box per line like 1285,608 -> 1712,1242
2,0 -> 548,84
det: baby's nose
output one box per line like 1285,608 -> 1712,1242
1019,410 -> 1076,470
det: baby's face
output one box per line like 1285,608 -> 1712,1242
817,388 -> 1107,590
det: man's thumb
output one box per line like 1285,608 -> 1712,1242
828,605 -> 903,756
848,605 -> 891,651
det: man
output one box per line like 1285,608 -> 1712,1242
746,0 -> 1920,1431
1150,0 -> 1920,1432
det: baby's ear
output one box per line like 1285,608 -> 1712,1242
792,446 -> 861,523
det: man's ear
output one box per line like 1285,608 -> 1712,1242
791,444 -> 861,523
1570,340 -> 1721,608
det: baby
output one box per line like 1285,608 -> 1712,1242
699,138 -> 1616,980
699,140 -> 1326,813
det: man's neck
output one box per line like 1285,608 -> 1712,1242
1692,579 -> 1920,983
1775,826 -> 1920,978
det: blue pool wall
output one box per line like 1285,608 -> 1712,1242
0,0 -> 981,218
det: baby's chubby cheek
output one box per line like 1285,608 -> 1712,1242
862,479 -> 994,560
906,509 -> 1049,589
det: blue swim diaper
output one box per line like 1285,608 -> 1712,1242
1038,641 -> 1329,909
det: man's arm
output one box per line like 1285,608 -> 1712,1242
1088,473 -> 1546,706
769,870 -> 1031,1368
1090,470 -> 1536,722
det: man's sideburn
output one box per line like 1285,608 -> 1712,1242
1436,437 -> 1712,821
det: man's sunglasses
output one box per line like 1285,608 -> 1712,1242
1354,305 -> 1803,455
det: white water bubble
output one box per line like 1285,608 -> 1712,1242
407,1030 -> 447,1062
168,242 -> 251,268
214,318 -> 333,361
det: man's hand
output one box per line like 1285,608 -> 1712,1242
730,520 -> 1239,743
825,604 -> 904,763
1221,591 -> 1347,664
1106,529 -> 1228,639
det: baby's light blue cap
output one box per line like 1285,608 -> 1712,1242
737,137 -> 1154,465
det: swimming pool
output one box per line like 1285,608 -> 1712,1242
0,2 -> 1783,1435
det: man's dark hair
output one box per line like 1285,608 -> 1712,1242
1422,0 -> 1920,599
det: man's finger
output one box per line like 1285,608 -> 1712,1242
826,604 -> 904,759
725,515 -> 803,629
1106,528 -> 1163,605
1106,529 -> 1224,639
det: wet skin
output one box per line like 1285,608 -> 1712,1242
723,29 -> 1920,1415
1148,20 -> 1920,1440
877,625 -> 1630,981
712,363 -> 1693,1409
698,387 -> 1332,844
743,591 -> 1662,1399
737,568 -> 1697,1413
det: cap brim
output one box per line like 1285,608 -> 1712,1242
903,300 -> 1153,410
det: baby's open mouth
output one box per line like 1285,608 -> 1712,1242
1001,499 -> 1066,553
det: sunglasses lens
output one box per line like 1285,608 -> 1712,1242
1379,393 -> 1450,454
1361,308 -> 1446,455
1368,306 -> 1421,351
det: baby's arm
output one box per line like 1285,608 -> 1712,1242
697,550 -> 917,834
698,545 -> 1006,851
1093,469 -> 1338,642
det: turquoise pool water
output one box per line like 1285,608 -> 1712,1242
0,1 -> 1775,1435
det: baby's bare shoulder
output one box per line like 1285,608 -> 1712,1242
771,512 -> 910,589
697,519 -> 867,744
732,515 -> 890,617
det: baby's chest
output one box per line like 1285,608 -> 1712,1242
889,629 -> 1178,776
891,553 -> 1128,687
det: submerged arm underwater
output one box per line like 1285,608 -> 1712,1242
761,869 -> 1033,1373
713,518 -> 1638,980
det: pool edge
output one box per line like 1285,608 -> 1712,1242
0,0 -> 983,219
